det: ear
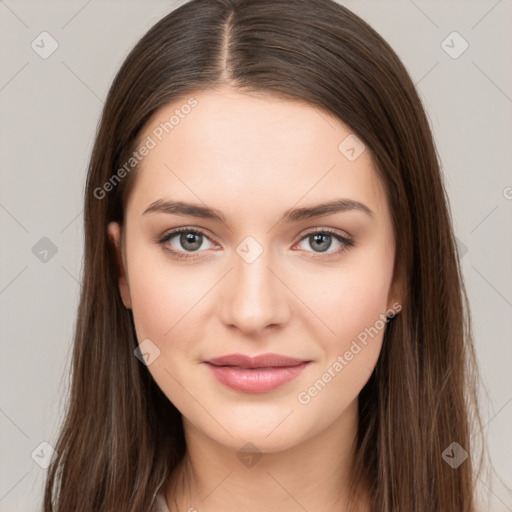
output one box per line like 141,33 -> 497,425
107,221 -> 132,309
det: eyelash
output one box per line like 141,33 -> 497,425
157,226 -> 355,261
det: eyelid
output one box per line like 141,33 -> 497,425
156,225 -> 352,243
293,227 -> 355,258
299,226 -> 353,240
156,225 -> 354,259
156,226 -> 218,249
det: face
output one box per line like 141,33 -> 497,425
108,85 -> 402,453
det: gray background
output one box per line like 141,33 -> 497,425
1,1 -> 511,510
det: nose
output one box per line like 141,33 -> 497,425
218,246 -> 291,337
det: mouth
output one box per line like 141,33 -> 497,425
205,353 -> 310,368
202,353 -> 312,393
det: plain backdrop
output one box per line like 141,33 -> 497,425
1,1 -> 511,510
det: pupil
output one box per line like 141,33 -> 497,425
181,232 -> 202,251
311,234 -> 331,253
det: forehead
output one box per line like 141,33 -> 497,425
128,86 -> 387,220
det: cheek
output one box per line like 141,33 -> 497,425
125,248 -> 207,407
324,285 -> 386,387
125,243 -> 202,343
310,258 -> 393,344
296,270 -> 390,414
299,246 -> 394,398
129,272 -> 173,341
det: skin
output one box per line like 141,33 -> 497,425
108,85 -> 402,512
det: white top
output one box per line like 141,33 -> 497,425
150,491 -> 170,512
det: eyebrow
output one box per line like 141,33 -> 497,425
142,198 -> 375,224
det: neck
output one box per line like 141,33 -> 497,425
164,399 -> 371,512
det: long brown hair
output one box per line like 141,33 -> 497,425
43,1 -> 485,510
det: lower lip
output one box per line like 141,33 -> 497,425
203,362 -> 310,393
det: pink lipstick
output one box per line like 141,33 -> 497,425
203,353 -> 311,393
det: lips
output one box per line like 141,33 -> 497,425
203,353 -> 311,393
205,353 -> 309,369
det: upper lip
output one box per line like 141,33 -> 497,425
204,353 -> 310,369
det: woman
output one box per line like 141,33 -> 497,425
43,0 -> 485,510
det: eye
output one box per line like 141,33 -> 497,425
295,228 -> 354,257
157,227 -> 216,260
157,227 -> 354,261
